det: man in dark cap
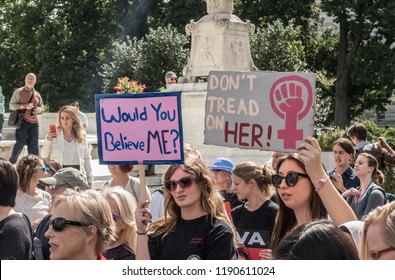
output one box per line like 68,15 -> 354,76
158,71 -> 178,92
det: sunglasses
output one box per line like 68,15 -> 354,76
170,77 -> 177,81
112,213 -> 122,222
165,176 -> 194,192
50,217 -> 84,232
37,166 -> 51,173
272,172 -> 309,188
368,247 -> 395,260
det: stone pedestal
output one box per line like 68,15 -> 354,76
182,1 -> 256,82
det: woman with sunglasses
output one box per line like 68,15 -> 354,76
35,167 -> 89,260
14,155 -> 51,226
360,201 -> 395,260
37,159 -> 63,191
270,137 -> 356,255
41,105 -> 93,188
135,155 -> 238,260
231,161 -> 278,260
102,187 -> 137,260
45,190 -> 116,260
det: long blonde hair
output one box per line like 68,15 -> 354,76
101,187 -> 137,253
360,201 -> 395,259
53,190 -> 117,255
57,105 -> 84,143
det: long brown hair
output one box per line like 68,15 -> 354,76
271,154 -> 327,251
57,105 -> 84,143
148,155 -> 237,247
16,155 -> 44,193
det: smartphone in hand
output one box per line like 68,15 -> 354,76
50,124 -> 57,138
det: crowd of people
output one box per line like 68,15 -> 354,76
1,74 -> 395,260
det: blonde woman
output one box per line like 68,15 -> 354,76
231,161 -> 278,260
360,201 -> 395,260
44,190 -> 116,260
135,155 -> 238,260
102,187 -> 137,260
41,105 -> 93,187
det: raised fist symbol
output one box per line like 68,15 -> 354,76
277,83 -> 305,115
270,76 -> 313,149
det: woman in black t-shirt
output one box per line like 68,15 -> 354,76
231,161 -> 279,260
135,155 -> 238,260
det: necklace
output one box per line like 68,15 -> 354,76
64,134 -> 74,142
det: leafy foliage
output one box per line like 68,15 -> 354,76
100,25 -> 189,93
133,25 -> 189,92
147,0 -> 206,35
250,20 -> 307,72
321,0 -> 395,127
100,38 -> 140,93
0,0 -> 125,112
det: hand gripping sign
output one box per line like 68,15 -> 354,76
204,71 -> 315,152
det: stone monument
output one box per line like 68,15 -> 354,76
181,0 -> 257,82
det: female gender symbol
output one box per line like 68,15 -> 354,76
269,75 -> 313,149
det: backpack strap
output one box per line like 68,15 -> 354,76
365,184 -> 387,203
18,213 -> 44,260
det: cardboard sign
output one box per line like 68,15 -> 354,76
95,91 -> 184,164
204,71 -> 316,152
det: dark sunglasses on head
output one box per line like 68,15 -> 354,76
272,172 -> 309,188
50,217 -> 84,232
165,176 -> 194,192
368,247 -> 395,260
112,213 -> 122,222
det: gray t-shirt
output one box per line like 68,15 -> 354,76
347,183 -> 386,220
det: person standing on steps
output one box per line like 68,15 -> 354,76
9,73 -> 43,163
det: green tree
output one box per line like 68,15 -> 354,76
234,0 -> 319,32
36,0 -> 124,112
100,38 -> 140,93
321,0 -> 395,128
0,0 -> 42,103
250,20 -> 307,72
100,25 -> 189,92
133,25 -> 190,92
147,0 -> 206,35
0,0 -> 125,112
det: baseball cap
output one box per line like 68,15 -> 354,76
165,71 -> 177,78
208,157 -> 234,173
39,167 -> 89,190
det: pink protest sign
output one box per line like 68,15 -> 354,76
204,71 -> 316,152
95,91 -> 184,164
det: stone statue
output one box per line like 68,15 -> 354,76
182,0 -> 256,82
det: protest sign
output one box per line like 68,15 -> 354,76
95,91 -> 184,164
204,71 -> 316,152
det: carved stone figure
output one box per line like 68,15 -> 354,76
182,0 -> 256,82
